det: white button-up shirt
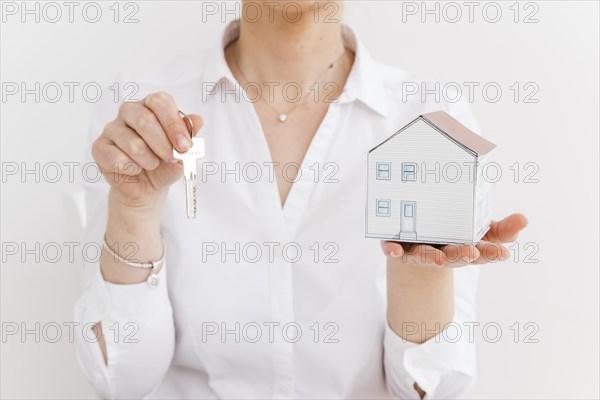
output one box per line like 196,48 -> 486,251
75,22 -> 480,399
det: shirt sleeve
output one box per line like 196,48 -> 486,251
383,266 -> 480,399
73,79 -> 175,399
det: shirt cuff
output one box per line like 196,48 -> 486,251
77,262 -> 170,325
384,319 -> 474,399
74,263 -> 172,396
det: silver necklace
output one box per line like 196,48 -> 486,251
231,43 -> 347,123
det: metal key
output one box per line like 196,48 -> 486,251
172,112 -> 205,218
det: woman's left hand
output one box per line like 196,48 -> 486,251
381,213 -> 529,268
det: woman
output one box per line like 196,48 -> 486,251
75,1 -> 527,398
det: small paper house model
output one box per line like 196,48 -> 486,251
366,111 -> 496,244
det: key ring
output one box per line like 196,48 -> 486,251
178,110 -> 194,138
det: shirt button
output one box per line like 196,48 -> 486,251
276,383 -> 291,396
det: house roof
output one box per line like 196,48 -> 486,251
422,111 -> 496,156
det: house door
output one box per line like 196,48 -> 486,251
400,201 -> 417,240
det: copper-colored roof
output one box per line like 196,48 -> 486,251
422,111 -> 496,155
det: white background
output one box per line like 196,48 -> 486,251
1,1 -> 598,398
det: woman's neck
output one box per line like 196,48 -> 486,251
232,6 -> 346,85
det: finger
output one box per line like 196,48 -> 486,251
92,136 -> 142,179
119,102 -> 175,163
104,121 -> 161,171
142,92 -> 203,152
441,243 -> 480,264
381,241 -> 405,258
484,213 -> 528,243
405,244 -> 447,267
473,240 -> 511,264
187,114 -> 203,137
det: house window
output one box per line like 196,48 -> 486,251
376,162 -> 391,180
376,199 -> 391,216
403,204 -> 414,217
402,163 -> 417,181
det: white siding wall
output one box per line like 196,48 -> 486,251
367,118 -> 476,243
474,153 -> 493,241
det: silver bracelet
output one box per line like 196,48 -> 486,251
102,235 -> 165,288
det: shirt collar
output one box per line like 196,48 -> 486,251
338,25 -> 389,117
201,21 -> 389,118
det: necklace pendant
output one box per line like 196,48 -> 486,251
278,114 -> 288,123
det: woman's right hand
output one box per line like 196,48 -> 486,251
92,92 -> 203,210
